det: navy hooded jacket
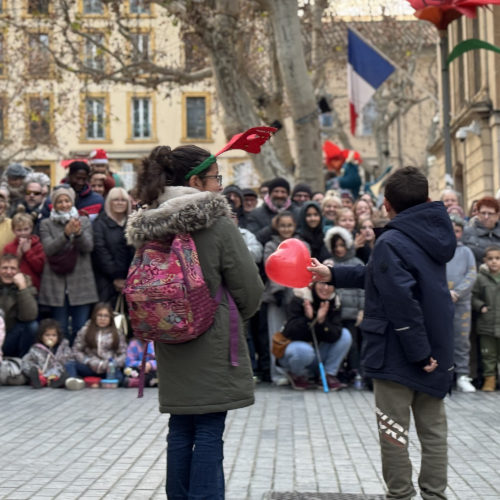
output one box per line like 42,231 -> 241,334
330,201 -> 456,398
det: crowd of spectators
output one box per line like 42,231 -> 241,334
0,154 -> 499,394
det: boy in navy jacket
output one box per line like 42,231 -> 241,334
308,167 -> 456,500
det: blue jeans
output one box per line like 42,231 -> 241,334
279,328 -> 352,377
2,321 -> 38,358
65,361 -> 124,384
51,297 -> 92,345
166,412 -> 227,499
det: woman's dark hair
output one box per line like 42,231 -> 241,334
133,145 -> 211,206
331,234 -> 347,248
384,166 -> 428,214
37,319 -> 63,345
85,302 -> 119,351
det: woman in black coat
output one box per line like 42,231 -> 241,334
92,187 -> 135,306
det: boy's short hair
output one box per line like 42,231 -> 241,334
0,253 -> 19,265
384,166 -> 428,214
484,245 -> 500,258
11,212 -> 34,229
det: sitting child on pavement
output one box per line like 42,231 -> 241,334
21,318 -> 79,389
124,336 -> 158,388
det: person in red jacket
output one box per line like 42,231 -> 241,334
4,211 -> 45,290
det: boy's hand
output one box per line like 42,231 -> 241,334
450,290 -> 459,303
12,273 -> 27,290
481,305 -> 488,314
307,258 -> 332,283
423,357 -> 438,373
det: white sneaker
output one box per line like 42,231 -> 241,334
65,377 -> 85,391
456,375 -> 476,393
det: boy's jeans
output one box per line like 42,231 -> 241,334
373,379 -> 448,500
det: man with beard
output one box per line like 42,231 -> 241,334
247,177 -> 297,245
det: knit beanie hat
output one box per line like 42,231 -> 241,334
51,185 -> 76,207
242,188 -> 258,198
292,182 -> 312,198
223,184 -> 244,202
6,163 -> 29,178
268,177 -> 290,195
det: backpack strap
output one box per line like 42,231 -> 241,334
137,346 -> 148,398
216,286 -> 239,367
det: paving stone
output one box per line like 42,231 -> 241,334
0,386 -> 498,499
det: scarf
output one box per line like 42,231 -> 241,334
264,194 -> 292,214
50,206 -> 79,224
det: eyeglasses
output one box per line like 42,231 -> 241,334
204,175 -> 223,186
26,190 -> 42,196
479,211 -> 498,217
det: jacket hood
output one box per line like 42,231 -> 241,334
125,186 -> 232,248
324,226 -> 353,254
385,201 -> 456,264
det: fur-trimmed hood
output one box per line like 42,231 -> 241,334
125,186 -> 232,248
324,226 -> 353,254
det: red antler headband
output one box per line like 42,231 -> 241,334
185,126 -> 277,180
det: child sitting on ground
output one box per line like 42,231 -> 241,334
72,302 -> 127,385
4,211 -> 45,291
472,245 -> 500,391
21,318 -> 81,389
124,337 -> 158,388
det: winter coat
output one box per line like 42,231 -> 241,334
324,226 -> 364,321
125,185 -> 264,415
471,268 -> 500,338
462,219 -> 500,266
0,276 -> 38,331
446,242 -> 477,303
21,339 -> 73,378
0,315 -> 5,362
125,339 -> 157,371
284,287 -> 342,343
297,201 -> 331,262
331,201 -> 456,399
72,322 -> 127,374
4,235 -> 45,290
38,215 -> 98,307
92,212 -> 135,304
0,218 -> 15,254
239,227 -> 263,264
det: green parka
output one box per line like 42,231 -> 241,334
126,186 -> 264,414
472,267 -> 500,338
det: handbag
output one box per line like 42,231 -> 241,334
271,331 -> 291,359
114,293 -> 129,337
47,245 -> 78,275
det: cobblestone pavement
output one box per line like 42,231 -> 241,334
0,384 -> 499,499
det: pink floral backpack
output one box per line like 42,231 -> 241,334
124,234 -> 219,344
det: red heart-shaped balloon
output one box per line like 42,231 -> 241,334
265,238 -> 313,288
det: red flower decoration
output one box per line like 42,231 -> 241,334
407,0 -> 500,30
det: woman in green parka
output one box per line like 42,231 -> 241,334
126,145 -> 264,499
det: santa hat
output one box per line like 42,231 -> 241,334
89,149 -> 108,165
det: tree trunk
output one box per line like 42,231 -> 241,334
263,0 -> 323,191
199,0 -> 286,181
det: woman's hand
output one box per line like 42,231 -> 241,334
354,232 -> 365,249
65,218 -> 81,237
317,301 -> 329,324
303,299 -> 314,320
307,258 -> 332,283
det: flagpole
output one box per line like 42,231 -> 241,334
348,26 -> 439,105
439,30 -> 453,181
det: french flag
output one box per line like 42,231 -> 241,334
348,29 -> 395,135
